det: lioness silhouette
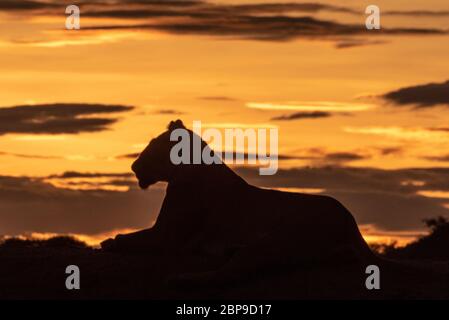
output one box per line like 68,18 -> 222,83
101,120 -> 376,282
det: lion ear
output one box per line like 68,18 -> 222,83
168,119 -> 185,131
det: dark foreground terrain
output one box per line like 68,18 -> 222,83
0,229 -> 449,300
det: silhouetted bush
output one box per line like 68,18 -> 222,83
369,241 -> 398,255
0,236 -> 89,249
376,216 -> 449,261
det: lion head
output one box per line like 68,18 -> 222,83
131,119 -> 187,189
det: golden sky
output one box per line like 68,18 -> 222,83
1,0 -> 449,246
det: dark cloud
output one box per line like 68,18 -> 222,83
0,0 -> 55,10
47,171 -> 133,179
198,96 -> 237,102
83,9 -> 189,19
81,2 -> 357,20
0,103 -> 133,135
383,80 -> 449,107
229,3 -> 357,15
271,111 -> 331,121
335,39 -> 388,49
378,147 -> 403,156
3,0 -> 445,20
323,152 -> 366,162
424,155 -> 449,162
0,151 -> 62,159
428,127 -> 449,132
384,10 -> 449,17
116,153 -> 140,160
120,0 -> 202,7
153,109 -> 184,115
286,148 -> 369,164
82,16 -> 446,43
0,173 -> 165,236
315,152 -> 368,164
43,171 -> 138,191
2,1 -> 446,46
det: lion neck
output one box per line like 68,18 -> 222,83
168,162 -> 247,190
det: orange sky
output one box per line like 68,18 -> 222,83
1,0 -> 449,246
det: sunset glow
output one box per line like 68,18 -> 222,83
1,0 -> 449,246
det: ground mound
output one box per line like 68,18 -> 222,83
0,234 -> 448,299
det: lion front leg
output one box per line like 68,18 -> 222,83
100,228 -> 163,253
